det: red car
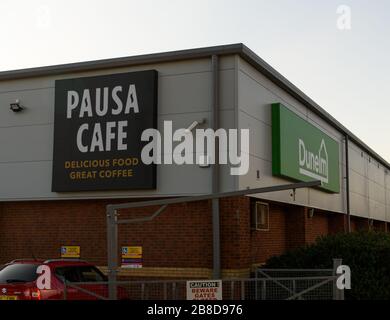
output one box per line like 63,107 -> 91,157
0,259 -> 127,300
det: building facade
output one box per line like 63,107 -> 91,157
0,44 -> 389,279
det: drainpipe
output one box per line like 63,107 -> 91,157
345,135 -> 351,233
211,55 -> 221,279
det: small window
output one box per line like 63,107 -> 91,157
251,202 -> 269,231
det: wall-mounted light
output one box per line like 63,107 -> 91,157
10,99 -> 24,112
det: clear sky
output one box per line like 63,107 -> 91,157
1,0 -> 389,162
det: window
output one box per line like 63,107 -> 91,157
55,267 -> 81,282
55,266 -> 107,283
251,201 -> 269,231
0,263 -> 39,284
79,267 -> 107,282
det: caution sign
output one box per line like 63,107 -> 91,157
186,280 -> 223,300
121,246 -> 142,269
61,246 -> 81,259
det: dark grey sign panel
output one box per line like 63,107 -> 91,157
52,70 -> 157,192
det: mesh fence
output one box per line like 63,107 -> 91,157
64,272 -> 339,300
254,268 -> 335,300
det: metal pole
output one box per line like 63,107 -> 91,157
141,283 -> 145,300
172,282 -> 176,300
106,206 -> 118,300
211,54 -> 221,279
106,207 -> 113,299
63,280 -> 67,300
345,136 -> 351,233
212,199 -> 220,279
109,181 -> 321,211
112,210 -> 118,300
333,258 -> 343,300
261,280 -> 266,300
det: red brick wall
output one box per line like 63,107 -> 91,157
329,213 -> 346,234
0,197 -> 384,275
351,216 -> 369,231
285,207 -> 306,250
0,199 -> 213,268
372,220 -> 387,232
251,203 -> 287,264
305,211 -> 329,244
118,200 -> 213,268
0,200 -> 106,265
220,196 -> 251,269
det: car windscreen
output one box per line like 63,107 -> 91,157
55,266 -> 107,283
0,263 -> 39,284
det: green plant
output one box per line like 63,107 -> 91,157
264,231 -> 390,300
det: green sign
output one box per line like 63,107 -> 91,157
272,103 -> 340,193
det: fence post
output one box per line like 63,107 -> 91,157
141,283 -> 145,300
172,282 -> 176,300
164,283 -> 167,300
333,258 -> 344,300
107,207 -> 118,300
261,280 -> 266,300
254,278 -> 258,300
63,280 -> 67,300
292,279 -> 296,296
241,281 -> 245,300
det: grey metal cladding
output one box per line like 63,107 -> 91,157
0,43 -> 388,172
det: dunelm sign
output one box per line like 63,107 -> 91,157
52,70 -> 158,192
272,103 -> 340,193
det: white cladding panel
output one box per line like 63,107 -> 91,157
348,140 -> 388,221
237,57 -> 389,221
0,57 -> 236,201
0,51 -> 389,223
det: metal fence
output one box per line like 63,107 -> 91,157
63,272 -> 341,300
255,268 -> 336,300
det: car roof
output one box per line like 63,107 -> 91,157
44,259 -> 94,267
8,259 -> 45,264
5,259 -> 94,268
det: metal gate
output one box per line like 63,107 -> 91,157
105,181 -> 321,299
63,260 -> 343,300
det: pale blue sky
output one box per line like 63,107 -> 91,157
1,0 -> 389,161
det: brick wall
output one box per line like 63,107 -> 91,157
118,200 -> 213,268
0,197 -> 385,278
329,213 -> 347,234
285,206 -> 306,250
250,203 -> 287,264
372,220 -> 387,232
0,200 -> 107,265
0,199 -> 213,269
220,196 -> 251,269
305,210 -> 330,244
351,216 -> 369,231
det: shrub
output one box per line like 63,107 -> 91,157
264,231 -> 390,300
